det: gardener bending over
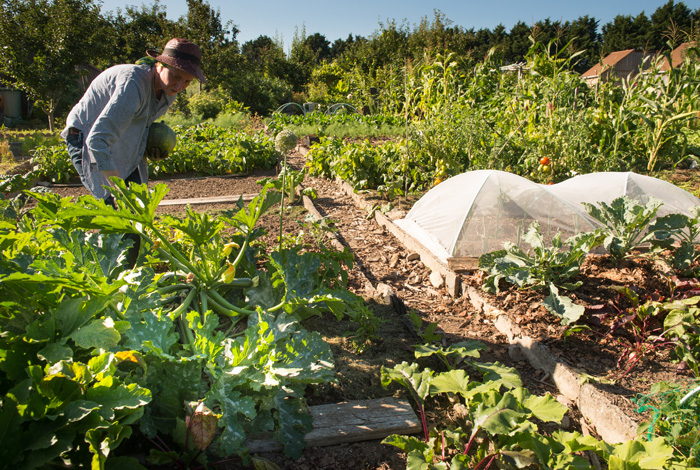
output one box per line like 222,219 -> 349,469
61,38 -> 206,266
61,38 -> 206,204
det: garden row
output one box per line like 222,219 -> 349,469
2,163 -> 698,469
321,167 -> 700,468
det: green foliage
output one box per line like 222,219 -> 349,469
266,111 -> 405,139
582,196 -> 662,263
0,0 -> 107,130
633,379 -> 700,467
478,222 -> 597,324
187,87 -> 230,120
148,124 -> 278,178
306,136 -> 411,191
226,72 -> 294,116
0,180 -> 379,466
29,144 -> 76,183
381,331 -> 681,469
662,296 -> 700,377
650,206 -> 700,272
293,40 -> 700,193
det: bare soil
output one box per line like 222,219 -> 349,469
40,150 -> 700,469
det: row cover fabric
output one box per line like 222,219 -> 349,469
394,170 -> 700,264
546,171 -> 700,219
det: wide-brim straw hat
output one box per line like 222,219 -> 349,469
147,38 -> 207,83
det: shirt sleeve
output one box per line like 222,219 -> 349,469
86,75 -> 146,172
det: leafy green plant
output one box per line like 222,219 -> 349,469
378,313 -> 684,470
29,144 -> 75,183
479,221 -> 597,324
582,196 -> 662,263
148,124 -> 278,178
0,224 -> 154,468
663,295 -> 700,377
651,206 -> 700,273
633,379 -> 700,467
0,178 -> 384,467
603,287 -> 680,379
380,335 -> 678,469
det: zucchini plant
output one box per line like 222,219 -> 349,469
0,179 -> 377,468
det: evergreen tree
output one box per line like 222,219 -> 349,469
565,15 -> 601,72
648,0 -> 694,49
601,12 -> 651,55
507,21 -> 532,64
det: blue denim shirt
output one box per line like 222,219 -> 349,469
61,64 -> 174,199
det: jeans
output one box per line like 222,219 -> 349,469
65,131 -> 143,268
66,130 -> 85,186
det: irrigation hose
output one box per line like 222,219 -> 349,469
680,384 -> 700,407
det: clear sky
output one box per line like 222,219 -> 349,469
98,0 -> 699,51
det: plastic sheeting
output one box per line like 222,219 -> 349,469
395,170 -> 700,263
547,172 -> 700,218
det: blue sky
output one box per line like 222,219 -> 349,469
98,0 -> 698,50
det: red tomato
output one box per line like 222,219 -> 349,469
539,156 -> 551,166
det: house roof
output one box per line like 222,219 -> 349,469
660,42 -> 696,71
581,49 -> 636,79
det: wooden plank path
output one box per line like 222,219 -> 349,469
246,397 -> 421,453
158,194 -> 256,206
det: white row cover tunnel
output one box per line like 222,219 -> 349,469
395,170 -> 700,264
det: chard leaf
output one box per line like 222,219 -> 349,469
500,449 -> 539,468
62,399 -> 100,423
381,362 -> 434,401
611,437 -> 674,468
381,434 -> 428,453
429,369 -> 471,395
513,388 -> 567,423
471,361 -> 522,390
477,407 -> 529,435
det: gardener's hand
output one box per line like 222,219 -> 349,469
146,147 -> 169,161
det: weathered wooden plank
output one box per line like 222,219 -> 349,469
302,194 -> 346,252
446,257 -> 479,272
246,397 -> 421,453
158,194 -> 255,206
